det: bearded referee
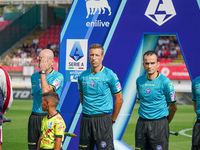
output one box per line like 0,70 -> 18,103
135,51 -> 177,150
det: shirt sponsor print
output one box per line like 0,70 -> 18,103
52,78 -> 61,89
115,82 -> 122,92
169,91 -> 176,102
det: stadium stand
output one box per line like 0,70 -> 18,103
156,36 -> 190,80
0,20 -> 12,31
2,24 -> 62,72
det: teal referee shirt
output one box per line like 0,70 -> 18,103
136,72 -> 176,120
192,76 -> 200,120
78,66 -> 122,115
31,69 -> 64,113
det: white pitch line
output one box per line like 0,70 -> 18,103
179,128 -> 193,137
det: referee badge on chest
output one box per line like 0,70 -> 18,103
146,88 -> 151,94
90,81 -> 95,87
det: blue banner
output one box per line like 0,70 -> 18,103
59,0 -> 200,149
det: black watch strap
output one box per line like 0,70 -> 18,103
112,119 -> 115,124
39,70 -> 46,74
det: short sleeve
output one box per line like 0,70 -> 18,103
192,80 -> 196,102
51,75 -> 63,91
136,78 -> 140,100
78,75 -> 83,93
109,73 -> 122,94
163,79 -> 176,103
41,118 -> 45,132
54,120 -> 65,137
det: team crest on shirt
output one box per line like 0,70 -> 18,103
47,121 -> 53,128
90,81 -> 95,87
156,145 -> 162,150
146,88 -> 151,94
100,141 -> 107,148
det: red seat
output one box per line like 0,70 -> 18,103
46,29 -> 51,34
39,38 -> 45,43
159,58 -> 166,63
50,39 -> 54,43
50,25 -> 56,30
54,39 -> 59,44
166,58 -> 172,63
45,33 -> 50,38
55,34 -> 59,39
55,30 -> 60,34
45,39 -> 50,44
50,29 -> 55,34
55,25 -> 60,29
50,34 -> 55,39
40,34 -> 45,38
54,57 -> 59,63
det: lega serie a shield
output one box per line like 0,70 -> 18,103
0,66 -> 13,114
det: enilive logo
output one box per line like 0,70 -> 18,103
145,0 -> 176,26
85,0 -> 111,27
85,0 -> 111,18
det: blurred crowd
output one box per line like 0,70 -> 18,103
3,36 -> 181,68
155,36 -> 181,59
3,36 -> 59,67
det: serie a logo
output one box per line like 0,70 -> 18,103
145,0 -> 176,26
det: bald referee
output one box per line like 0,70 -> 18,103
135,51 -> 177,150
28,49 -> 64,150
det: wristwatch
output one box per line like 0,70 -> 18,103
39,70 -> 46,74
112,119 -> 115,124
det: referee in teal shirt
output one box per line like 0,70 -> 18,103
135,51 -> 177,150
191,76 -> 200,150
78,44 -> 123,150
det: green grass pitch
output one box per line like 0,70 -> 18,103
2,100 -> 196,150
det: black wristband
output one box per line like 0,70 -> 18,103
39,70 -> 46,74
112,119 -> 115,124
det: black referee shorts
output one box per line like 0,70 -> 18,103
28,112 -> 48,149
192,120 -> 200,150
79,113 -> 114,150
135,117 -> 169,150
